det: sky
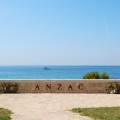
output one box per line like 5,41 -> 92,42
0,0 -> 120,65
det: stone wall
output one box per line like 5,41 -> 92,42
0,80 -> 120,93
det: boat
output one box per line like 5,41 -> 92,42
44,67 -> 50,70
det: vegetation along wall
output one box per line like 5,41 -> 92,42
0,80 -> 120,93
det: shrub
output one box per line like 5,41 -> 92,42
0,82 -> 18,93
83,72 -> 99,79
100,73 -> 109,79
83,72 -> 109,79
106,83 -> 120,94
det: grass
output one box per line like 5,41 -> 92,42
0,108 -> 12,120
72,107 -> 120,120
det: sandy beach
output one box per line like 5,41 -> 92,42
0,94 -> 120,120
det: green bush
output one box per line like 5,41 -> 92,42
83,72 -> 109,79
0,82 -> 18,93
100,73 -> 109,79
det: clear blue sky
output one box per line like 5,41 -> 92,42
0,0 -> 120,65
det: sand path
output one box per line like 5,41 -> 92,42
0,94 -> 120,120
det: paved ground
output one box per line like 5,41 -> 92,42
0,94 -> 120,120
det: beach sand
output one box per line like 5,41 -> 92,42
0,94 -> 120,120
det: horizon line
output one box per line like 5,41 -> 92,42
0,65 -> 120,66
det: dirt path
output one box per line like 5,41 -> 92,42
0,94 -> 120,120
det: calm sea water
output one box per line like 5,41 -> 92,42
0,66 -> 120,80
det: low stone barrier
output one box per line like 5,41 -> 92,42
0,80 -> 120,93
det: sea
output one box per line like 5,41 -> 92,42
0,66 -> 120,80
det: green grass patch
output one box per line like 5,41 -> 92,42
0,108 -> 12,120
72,107 -> 120,120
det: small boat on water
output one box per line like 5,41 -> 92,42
44,67 -> 50,70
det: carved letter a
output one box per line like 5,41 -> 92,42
35,84 -> 40,91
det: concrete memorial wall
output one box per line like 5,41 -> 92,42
0,80 -> 120,93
